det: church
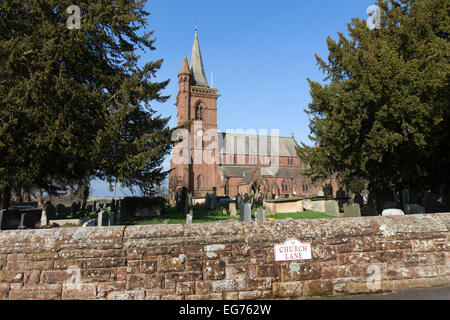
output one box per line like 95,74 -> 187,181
169,29 -> 339,200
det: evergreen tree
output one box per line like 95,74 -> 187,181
299,0 -> 449,208
0,0 -> 173,208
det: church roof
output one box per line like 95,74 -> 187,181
179,55 -> 191,75
218,165 -> 303,179
189,28 -> 209,87
218,133 -> 299,157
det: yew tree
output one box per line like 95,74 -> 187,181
0,0 -> 173,208
299,0 -> 449,206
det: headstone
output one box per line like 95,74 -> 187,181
401,189 -> 410,208
229,203 -> 237,217
93,201 -> 97,212
44,201 -> 56,220
244,193 -> 250,203
343,203 -> 361,217
0,209 -> 21,230
336,187 -> 346,199
325,200 -> 340,217
239,199 -> 245,221
354,192 -> 364,207
382,209 -> 405,216
97,210 -> 109,227
404,204 -> 425,215
257,207 -> 266,222
323,184 -> 333,198
82,219 -> 96,227
235,193 -> 241,207
86,204 -> 93,214
108,211 -> 115,226
212,187 -> 218,210
186,209 -> 193,225
222,207 -> 228,216
422,190 -> 438,213
40,206 -> 48,227
205,193 -> 211,209
55,204 -> 67,219
117,201 -> 123,225
244,203 -> 252,221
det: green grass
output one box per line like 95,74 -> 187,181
269,210 -> 335,220
130,205 -> 334,225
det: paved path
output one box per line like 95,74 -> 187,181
326,286 -> 450,300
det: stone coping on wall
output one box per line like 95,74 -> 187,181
0,213 -> 448,300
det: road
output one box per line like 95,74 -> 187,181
326,286 -> 450,300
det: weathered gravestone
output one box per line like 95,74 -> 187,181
97,210 -> 109,227
109,211 -> 115,226
325,200 -> 340,217
404,204 -> 425,215
422,190 -> 438,213
186,209 -> 193,224
0,209 -> 22,230
205,193 -> 211,210
235,194 -> 241,208
244,193 -> 250,203
239,199 -> 245,221
229,203 -> 237,217
222,207 -> 228,216
382,209 -> 405,216
93,201 -> 97,212
343,203 -> 361,217
44,201 -> 56,220
257,207 -> 266,222
244,203 -> 252,222
40,206 -> 48,227
354,192 -> 364,207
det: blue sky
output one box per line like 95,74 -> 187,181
90,0 -> 377,198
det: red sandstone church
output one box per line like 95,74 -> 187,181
169,29 -> 339,199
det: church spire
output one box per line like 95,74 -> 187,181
189,27 -> 209,87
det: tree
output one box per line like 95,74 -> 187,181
298,0 -> 450,209
0,0 -> 174,208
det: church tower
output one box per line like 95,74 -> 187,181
170,28 -> 220,197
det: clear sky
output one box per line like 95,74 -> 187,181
90,0 -> 377,198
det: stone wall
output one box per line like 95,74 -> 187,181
0,213 -> 448,300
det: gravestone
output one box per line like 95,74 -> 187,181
222,207 -> 228,216
82,219 -> 96,227
239,199 -> 245,221
257,207 -> 266,222
343,203 -> 361,217
325,200 -> 340,217
86,204 -> 93,214
205,193 -> 211,209
117,201 -> 123,225
422,190 -> 438,213
44,201 -> 56,220
19,211 -> 42,229
108,211 -> 115,226
354,192 -> 364,207
0,209 -> 22,230
401,189 -> 410,208
97,210 -> 109,227
382,209 -> 405,216
243,203 -> 252,221
55,204 -> 67,219
244,193 -> 250,203
40,206 -> 48,227
212,187 -> 218,210
235,194 -> 241,208
404,204 -> 425,215
324,184 -> 333,198
186,209 -> 193,225
229,203 -> 237,217
93,201 -> 97,212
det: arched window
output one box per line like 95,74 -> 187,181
195,104 -> 203,120
197,175 -> 202,190
282,179 -> 288,193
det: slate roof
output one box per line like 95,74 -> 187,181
218,133 -> 299,157
218,165 -> 303,179
189,28 -> 209,87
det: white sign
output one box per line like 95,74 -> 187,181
274,239 -> 312,262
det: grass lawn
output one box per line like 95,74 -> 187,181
130,205 -> 334,225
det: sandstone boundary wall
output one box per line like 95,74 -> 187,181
0,213 -> 448,300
